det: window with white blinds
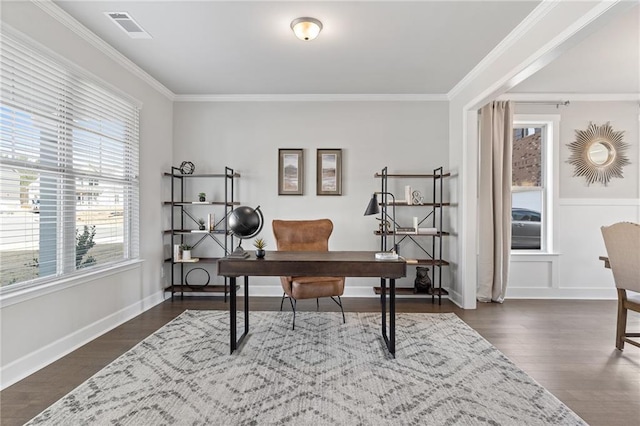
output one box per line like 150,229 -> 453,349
0,28 -> 140,292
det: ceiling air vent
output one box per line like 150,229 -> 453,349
105,12 -> 152,39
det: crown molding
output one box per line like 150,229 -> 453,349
32,0 -> 175,101
447,0 -> 560,100
501,93 -> 640,102
174,93 -> 449,102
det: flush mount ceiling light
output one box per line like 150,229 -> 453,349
290,17 -> 323,41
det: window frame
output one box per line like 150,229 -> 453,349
0,26 -> 141,296
512,114 -> 559,255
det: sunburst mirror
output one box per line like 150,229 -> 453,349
567,122 -> 630,186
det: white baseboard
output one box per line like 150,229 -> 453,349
0,291 -> 165,390
506,287 -> 617,299
447,289 -> 464,308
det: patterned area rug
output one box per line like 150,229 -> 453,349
27,311 -> 586,425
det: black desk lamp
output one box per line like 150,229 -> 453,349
364,192 -> 398,260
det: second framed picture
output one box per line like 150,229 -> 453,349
317,149 -> 342,195
278,149 -> 304,195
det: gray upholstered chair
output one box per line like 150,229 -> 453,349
601,222 -> 640,350
272,219 -> 345,329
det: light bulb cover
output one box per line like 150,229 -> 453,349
290,17 -> 323,41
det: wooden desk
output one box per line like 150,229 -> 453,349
218,251 -> 406,356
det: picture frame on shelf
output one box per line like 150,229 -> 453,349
278,149 -> 304,195
316,149 -> 342,195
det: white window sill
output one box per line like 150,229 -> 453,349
0,260 -> 144,308
511,251 -> 560,255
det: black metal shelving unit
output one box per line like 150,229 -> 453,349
372,166 -> 450,304
164,166 -> 240,300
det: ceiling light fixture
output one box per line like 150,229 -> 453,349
290,17 -> 323,41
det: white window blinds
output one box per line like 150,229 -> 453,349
0,28 -> 140,292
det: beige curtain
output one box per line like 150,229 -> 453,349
477,101 -> 513,303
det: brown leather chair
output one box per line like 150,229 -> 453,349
272,219 -> 345,329
601,222 -> 640,350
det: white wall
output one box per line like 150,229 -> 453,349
508,101 -> 640,298
0,2 -> 173,388
172,101 -> 450,296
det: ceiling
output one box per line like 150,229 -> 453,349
52,1 -> 638,97
512,4 -> 639,94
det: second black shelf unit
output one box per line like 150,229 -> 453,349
373,166 -> 450,304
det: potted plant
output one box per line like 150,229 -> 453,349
179,243 -> 192,260
253,238 -> 266,259
198,192 -> 206,202
197,218 -> 206,230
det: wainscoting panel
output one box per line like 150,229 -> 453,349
507,198 -> 638,299
509,256 -> 554,289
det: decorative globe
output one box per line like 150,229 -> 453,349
228,206 -> 264,239
179,161 -> 195,175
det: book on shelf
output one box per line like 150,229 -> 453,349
396,227 -> 416,233
207,213 -> 215,231
375,252 -> 399,260
417,227 -> 438,235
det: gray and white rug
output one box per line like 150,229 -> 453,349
27,311 -> 586,425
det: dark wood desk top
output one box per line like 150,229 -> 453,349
218,251 -> 406,279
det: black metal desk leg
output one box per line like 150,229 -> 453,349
229,275 -> 249,354
230,276 -> 237,354
379,277 -> 396,357
380,277 -> 386,343
389,278 -> 396,356
244,276 -> 249,334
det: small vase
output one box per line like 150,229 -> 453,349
199,224 -> 205,230
255,249 -> 265,259
199,196 -> 205,202
183,250 -> 192,261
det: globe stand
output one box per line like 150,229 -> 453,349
228,241 -> 250,258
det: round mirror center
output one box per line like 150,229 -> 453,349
588,141 -> 611,165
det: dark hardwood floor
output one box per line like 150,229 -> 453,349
1,297 -> 639,425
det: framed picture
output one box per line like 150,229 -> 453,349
317,149 -> 342,195
278,149 -> 304,195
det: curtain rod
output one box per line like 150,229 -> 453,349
478,100 -> 569,114
515,100 -> 570,108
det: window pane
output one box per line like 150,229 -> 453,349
511,190 -> 542,250
513,127 -> 542,186
75,180 -> 125,269
0,201 -> 42,286
512,127 -> 543,250
0,104 -> 58,286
